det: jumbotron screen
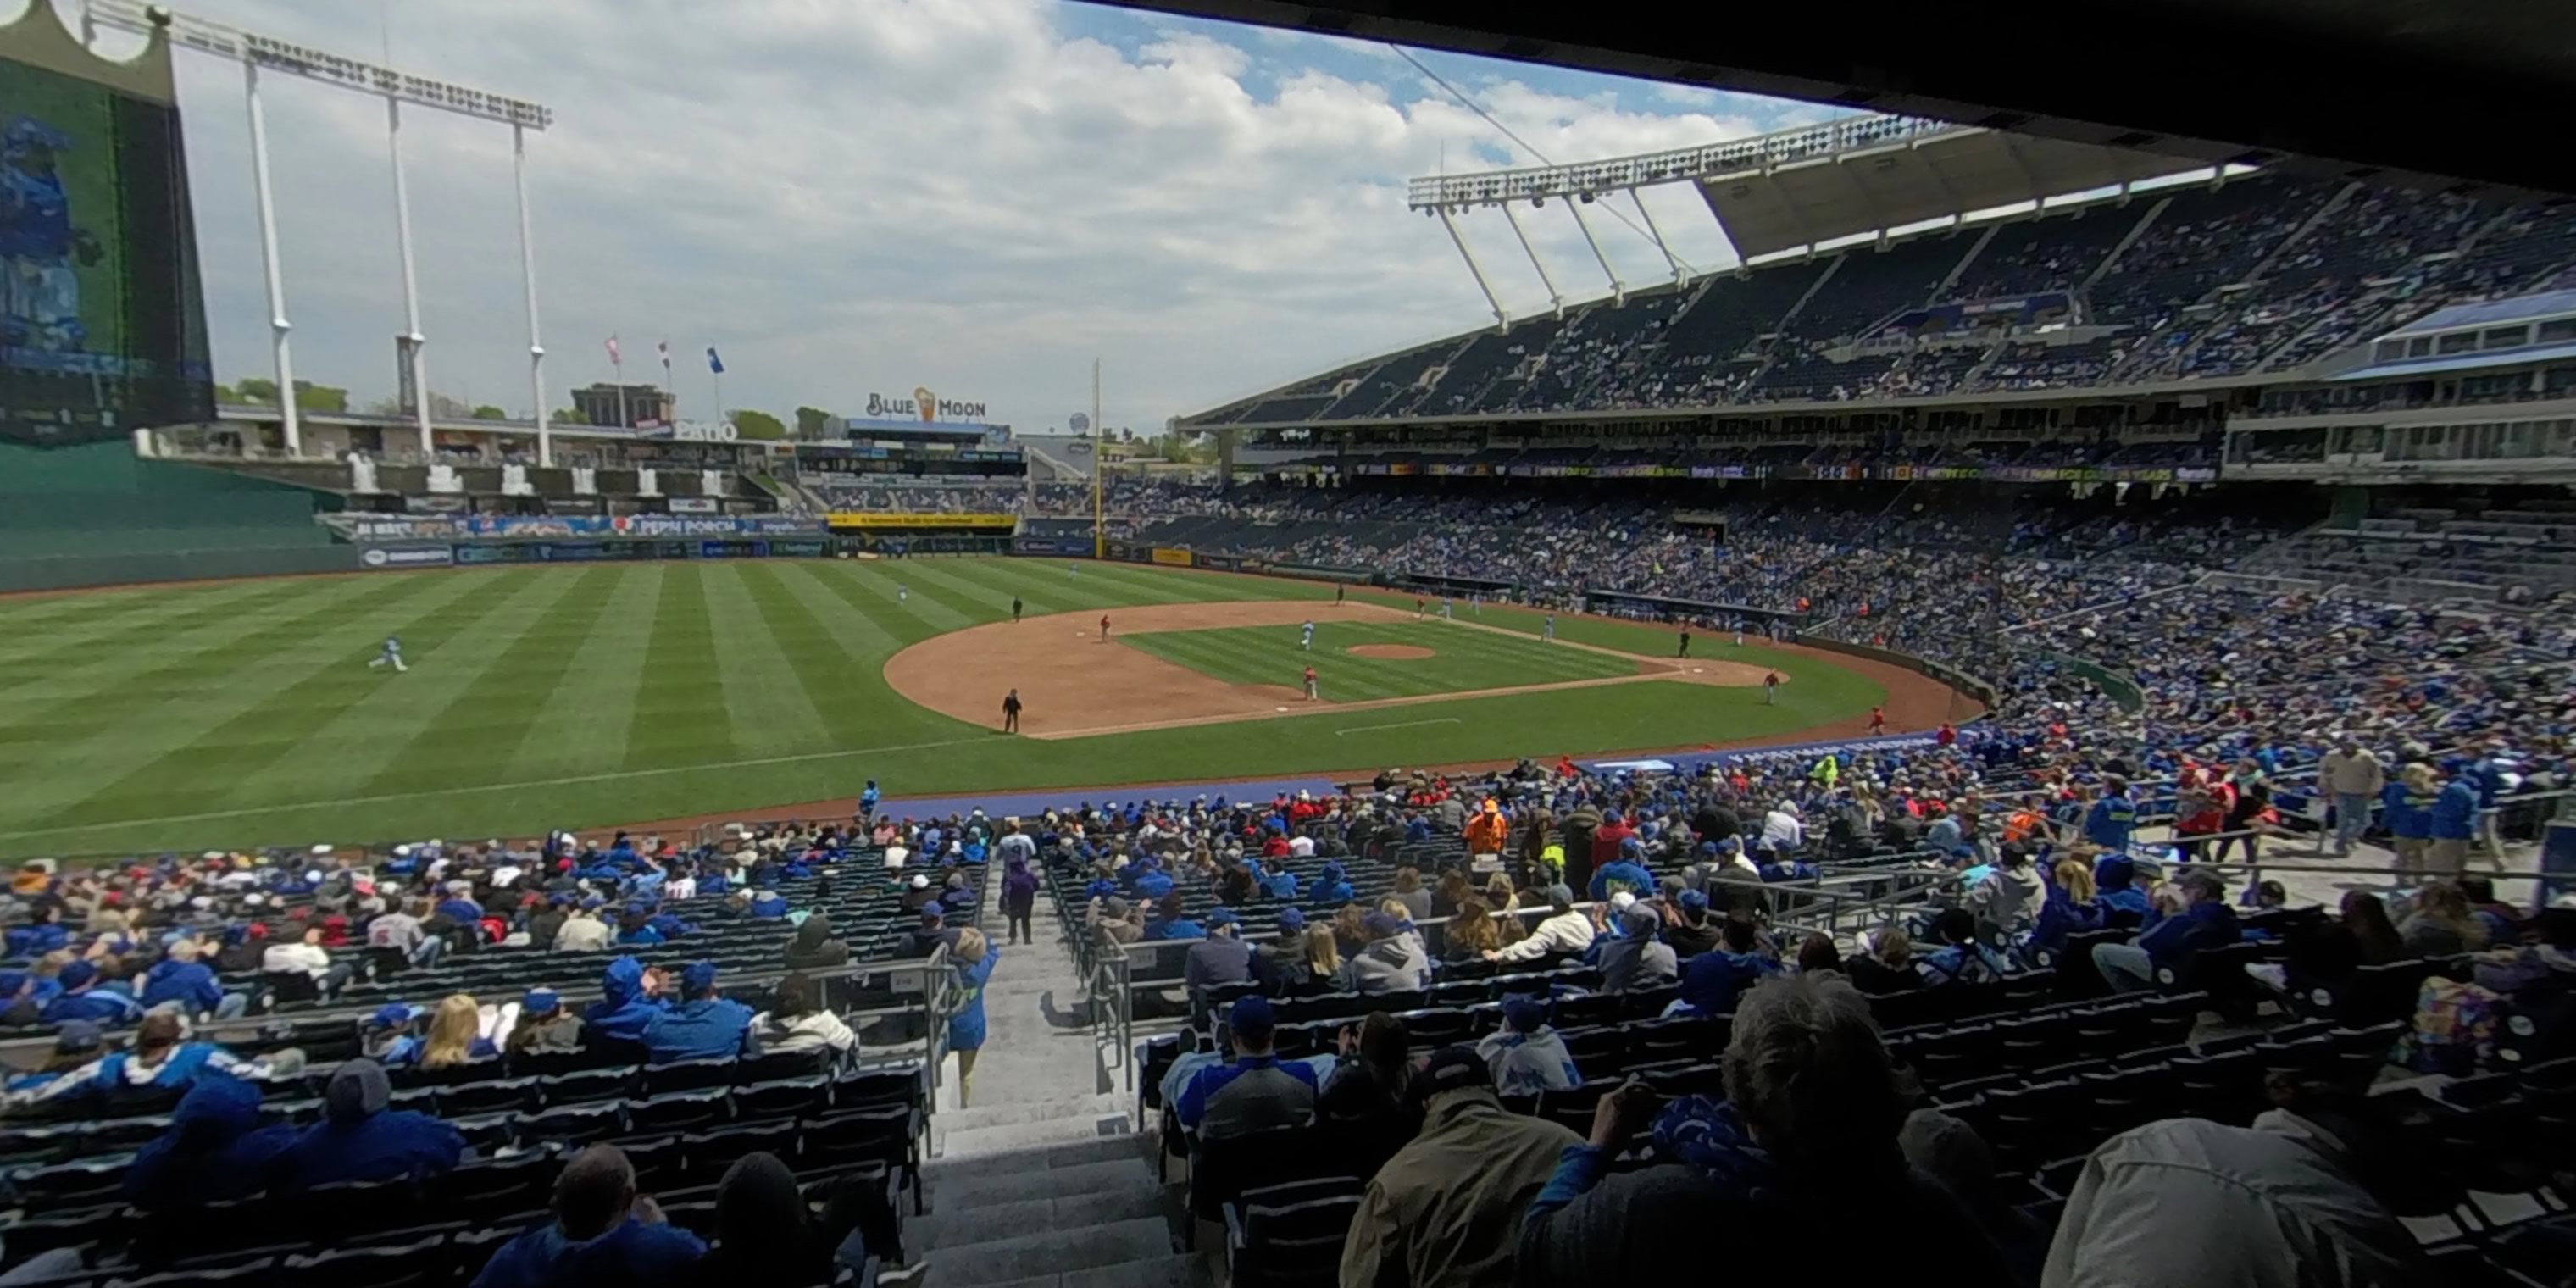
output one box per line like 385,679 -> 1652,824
0,52 -> 213,446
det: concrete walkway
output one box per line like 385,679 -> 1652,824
917,886 -> 1199,1288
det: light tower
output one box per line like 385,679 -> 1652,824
83,1 -> 558,463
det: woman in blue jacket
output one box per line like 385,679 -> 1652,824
2381,762 -> 2438,877
2028,858 -> 2105,960
947,928 -> 1000,1108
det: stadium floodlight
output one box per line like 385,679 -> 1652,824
83,0 -> 558,464
1404,114 -> 1957,212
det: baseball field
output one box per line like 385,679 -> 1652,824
0,558 -> 1949,858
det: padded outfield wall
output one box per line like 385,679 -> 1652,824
0,442 -> 350,591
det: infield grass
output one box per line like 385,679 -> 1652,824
0,559 -> 1883,857
1120,620 -> 1635,700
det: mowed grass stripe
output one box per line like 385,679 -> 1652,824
702,564 -> 833,754
63,570 -> 565,830
769,564 -> 912,657
0,578 -> 321,686
502,566 -> 666,782
277,569 -> 605,802
619,564 -> 736,772
8,569 -> 529,834
892,561 -> 1042,622
343,567 -> 627,796
930,560 -> 1088,618
741,564 -> 957,741
836,564 -> 973,633
0,575 -> 414,752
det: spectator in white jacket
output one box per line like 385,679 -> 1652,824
753,975 -> 857,1057
1485,886 -> 1596,963
553,900 -> 612,952
1760,802 -> 1805,854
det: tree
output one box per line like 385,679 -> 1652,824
294,382 -> 349,413
213,381 -> 240,404
793,405 -> 834,439
471,405 -> 508,420
552,408 -> 587,426
730,408 -> 787,440
237,377 -> 279,404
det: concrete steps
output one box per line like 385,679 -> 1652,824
919,889 -> 1198,1288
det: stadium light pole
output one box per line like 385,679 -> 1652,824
242,62 -> 298,454
1435,206 -> 1509,329
84,1 -> 554,458
1629,191 -> 1689,285
1500,202 -> 1564,319
511,125 -> 549,466
384,95 -> 432,457
1565,198 -> 1625,306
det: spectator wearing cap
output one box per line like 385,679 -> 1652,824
2092,869 -> 2240,994
1309,862 -> 1353,906
1587,841 -> 1654,903
554,897 -> 612,952
642,963 -> 758,1063
1666,888 -> 1721,958
1478,997 -> 1583,1095
5,1020 -> 108,1094
507,988 -> 584,1058
2083,776 -> 2136,852
907,904 -> 960,958
1095,896 -> 1143,946
1486,886 -> 1595,964
8,1012 -> 298,1110
363,1004 -> 425,1066
125,1073 -> 300,1212
584,957 -> 669,1043
275,1058 -> 466,1190
42,958 -> 142,1028
1184,908 -> 1255,1018
1175,997 -> 1317,1141
1341,1045 -> 1580,1288
2429,761 -> 2479,880
471,1142 -> 706,1288
1351,911 -> 1431,995
262,924 -> 353,997
1520,974 -> 2010,1279
434,882 -> 484,935
1144,894 -> 1202,942
1597,904 -> 1677,993
1250,908 -> 1310,991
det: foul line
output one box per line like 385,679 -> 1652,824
0,734 -> 1000,842
1334,717 -> 1463,736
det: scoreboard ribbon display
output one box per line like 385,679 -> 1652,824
825,512 -> 1017,530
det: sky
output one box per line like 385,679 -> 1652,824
59,0 -> 1843,433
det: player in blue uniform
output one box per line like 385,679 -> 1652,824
0,118 -> 97,352
1300,619 -> 1314,651
368,635 -> 407,673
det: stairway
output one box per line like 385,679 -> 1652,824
916,885 -> 1202,1288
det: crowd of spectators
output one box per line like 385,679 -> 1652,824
1196,175 -> 2576,427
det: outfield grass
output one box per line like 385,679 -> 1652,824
1120,620 -> 1634,700
0,559 -> 1883,856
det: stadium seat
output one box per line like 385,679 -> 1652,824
681,1122 -> 797,1185
1225,1180 -> 1364,1288
425,1153 -> 557,1226
630,1088 -> 731,1134
281,1235 -> 445,1288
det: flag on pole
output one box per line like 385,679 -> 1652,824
657,340 -> 670,370
706,347 -> 725,374
604,335 -> 621,365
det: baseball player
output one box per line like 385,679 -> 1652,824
1099,613 -> 1112,642
368,635 -> 407,673
1868,706 -> 1887,735
1678,629 -> 1691,658
897,582 -> 908,602
1764,671 -> 1782,705
1302,664 -> 1319,702
1300,619 -> 1315,651
1441,597 -> 1453,622
1067,562 -> 1079,578
1002,689 -> 1023,734
1543,614 -> 1556,642
1414,596 -> 1426,620
1012,597 -> 1024,623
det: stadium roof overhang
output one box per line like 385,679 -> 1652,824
1099,0 -> 2576,199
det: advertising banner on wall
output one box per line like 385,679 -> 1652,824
353,517 -> 456,541
357,545 -> 453,569
1150,547 -> 1193,567
825,512 -> 1017,530
1011,536 -> 1087,555
666,497 -> 720,514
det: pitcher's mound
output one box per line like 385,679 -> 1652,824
1347,643 -> 1435,660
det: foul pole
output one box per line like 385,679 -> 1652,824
1091,358 -> 1104,559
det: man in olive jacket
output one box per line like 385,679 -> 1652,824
1336,1047 -> 1578,1288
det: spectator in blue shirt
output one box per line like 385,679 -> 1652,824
2091,869 -> 2240,993
583,957 -> 669,1043
42,959 -> 142,1028
275,1058 -> 466,1190
2381,762 -> 2439,878
1310,863 -> 1353,906
8,903 -> 69,958
2430,762 -> 2480,880
124,1074 -> 299,1212
2081,776 -> 2135,852
1146,894 -> 1204,941
1176,997 -> 1317,1141
641,962 -> 757,1063
138,939 -> 247,1020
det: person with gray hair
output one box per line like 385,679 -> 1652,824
1518,974 -> 2007,1279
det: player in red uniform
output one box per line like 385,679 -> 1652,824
1099,614 -> 1111,641
1868,706 -> 1886,734
1302,664 -> 1319,702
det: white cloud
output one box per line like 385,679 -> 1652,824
89,0 -> 1799,428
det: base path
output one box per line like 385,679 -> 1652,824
883,600 -> 1773,740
